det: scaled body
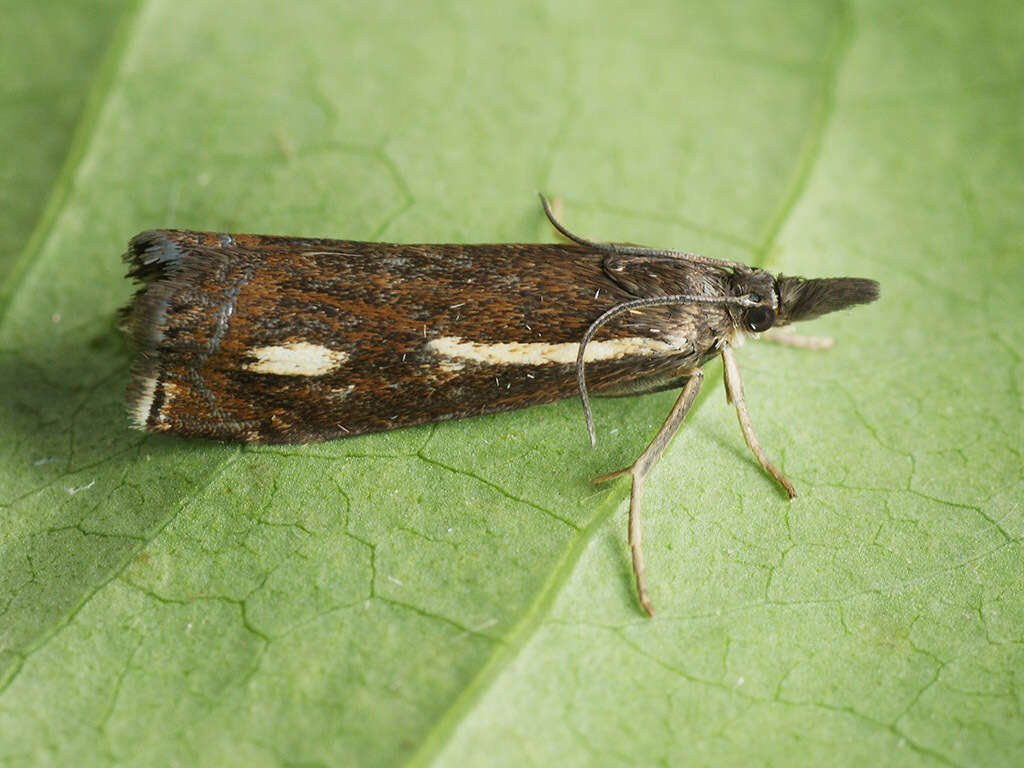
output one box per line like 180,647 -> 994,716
124,232 -> 733,442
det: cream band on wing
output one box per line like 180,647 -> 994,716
242,342 -> 349,376
426,335 -> 678,366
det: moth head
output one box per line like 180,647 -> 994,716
774,275 -> 880,326
728,270 -> 879,333
729,268 -> 780,333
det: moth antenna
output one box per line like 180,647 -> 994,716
539,193 -> 601,250
576,293 -> 759,447
538,193 -> 749,271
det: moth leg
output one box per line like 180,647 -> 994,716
760,326 -> 833,350
593,369 -> 704,617
720,342 -> 797,499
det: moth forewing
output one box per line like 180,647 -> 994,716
124,234 -> 697,443
122,197 -> 879,617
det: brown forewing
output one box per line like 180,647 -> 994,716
124,231 -> 734,443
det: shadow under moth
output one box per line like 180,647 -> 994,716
121,195 -> 879,616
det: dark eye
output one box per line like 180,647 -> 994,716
744,306 -> 776,332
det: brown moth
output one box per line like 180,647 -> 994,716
122,196 -> 879,615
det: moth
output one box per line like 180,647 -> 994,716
122,195 -> 879,615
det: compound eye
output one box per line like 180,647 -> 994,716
744,305 -> 776,332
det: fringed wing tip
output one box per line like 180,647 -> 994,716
123,230 -> 186,281
124,369 -> 158,431
121,231 -> 188,431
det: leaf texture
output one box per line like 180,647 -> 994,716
0,1 -> 1021,766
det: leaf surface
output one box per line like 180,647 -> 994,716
1,1 -> 1021,766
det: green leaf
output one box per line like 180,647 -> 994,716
0,0 -> 135,282
1,1 -> 1021,766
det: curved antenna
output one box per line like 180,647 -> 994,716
576,293 -> 758,446
538,193 -> 747,272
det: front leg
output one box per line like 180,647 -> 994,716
593,369 -> 704,617
720,342 -> 796,499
